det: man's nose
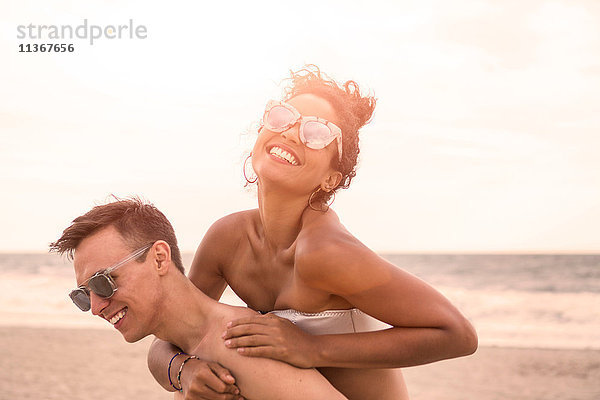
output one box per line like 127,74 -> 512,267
90,291 -> 110,316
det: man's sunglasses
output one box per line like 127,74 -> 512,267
261,100 -> 343,162
69,244 -> 153,312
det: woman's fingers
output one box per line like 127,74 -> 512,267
235,345 -> 278,358
222,322 -> 272,341
222,314 -> 316,368
224,314 -> 293,340
224,331 -> 275,348
234,344 -> 312,368
226,314 -> 279,329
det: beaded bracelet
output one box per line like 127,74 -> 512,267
176,355 -> 199,393
168,351 -> 185,392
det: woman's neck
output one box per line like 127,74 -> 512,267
256,184 -> 310,252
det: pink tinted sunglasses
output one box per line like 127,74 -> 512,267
261,100 -> 343,162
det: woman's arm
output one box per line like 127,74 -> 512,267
300,236 -> 477,368
147,216 -> 241,397
223,231 -> 477,369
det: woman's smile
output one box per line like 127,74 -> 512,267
267,143 -> 301,166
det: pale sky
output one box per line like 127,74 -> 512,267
1,0 -> 599,253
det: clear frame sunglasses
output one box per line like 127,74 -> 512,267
69,243 -> 153,311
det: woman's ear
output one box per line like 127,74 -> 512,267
321,171 -> 342,192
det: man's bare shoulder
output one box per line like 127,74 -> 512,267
218,303 -> 258,319
207,305 -> 347,400
192,304 -> 257,359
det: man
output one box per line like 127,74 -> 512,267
50,198 -> 346,400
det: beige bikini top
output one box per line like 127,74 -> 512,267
269,308 -> 390,335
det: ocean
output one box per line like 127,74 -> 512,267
0,253 -> 598,350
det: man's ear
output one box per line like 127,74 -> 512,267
153,241 -> 172,276
321,170 -> 342,192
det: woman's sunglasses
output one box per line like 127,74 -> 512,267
261,100 -> 343,162
69,244 -> 153,312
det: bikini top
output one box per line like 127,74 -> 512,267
269,308 -> 390,335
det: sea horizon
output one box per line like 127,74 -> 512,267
1,252 -> 598,350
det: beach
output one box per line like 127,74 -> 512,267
1,326 -> 598,400
1,252 -> 599,399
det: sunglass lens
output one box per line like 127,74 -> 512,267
70,289 -> 91,312
267,106 -> 295,130
302,121 -> 333,149
88,275 -> 115,298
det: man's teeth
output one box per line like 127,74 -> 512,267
269,146 -> 298,165
109,308 -> 127,325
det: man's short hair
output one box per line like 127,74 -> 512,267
49,197 -> 185,274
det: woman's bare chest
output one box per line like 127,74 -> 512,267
223,251 -> 335,313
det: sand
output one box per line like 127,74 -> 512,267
1,326 -> 598,400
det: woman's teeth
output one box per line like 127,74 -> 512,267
269,146 -> 298,165
109,308 -> 127,325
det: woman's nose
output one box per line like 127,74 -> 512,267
279,123 -> 301,145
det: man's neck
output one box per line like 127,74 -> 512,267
152,274 -> 218,353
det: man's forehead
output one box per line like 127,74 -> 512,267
73,226 -> 128,284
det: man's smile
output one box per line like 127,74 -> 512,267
106,307 -> 128,326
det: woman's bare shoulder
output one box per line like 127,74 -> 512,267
200,209 -> 258,248
295,209 -> 398,298
192,209 -> 259,275
209,209 -> 258,234
297,209 -> 363,257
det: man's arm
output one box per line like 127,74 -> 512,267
216,315 -> 347,400
147,339 -> 241,399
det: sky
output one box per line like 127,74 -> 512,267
1,0 -> 599,253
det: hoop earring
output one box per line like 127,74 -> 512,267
308,188 -> 335,212
243,153 -> 257,184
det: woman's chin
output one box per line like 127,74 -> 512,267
254,160 -> 293,182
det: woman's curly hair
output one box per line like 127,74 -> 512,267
282,65 -> 377,206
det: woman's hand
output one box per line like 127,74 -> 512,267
179,358 -> 244,400
222,314 -> 317,368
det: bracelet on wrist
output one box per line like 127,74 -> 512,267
168,351 -> 185,392
176,355 -> 199,393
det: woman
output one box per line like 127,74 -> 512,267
148,66 -> 477,399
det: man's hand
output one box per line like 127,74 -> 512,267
222,314 -> 316,368
179,359 -> 244,400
